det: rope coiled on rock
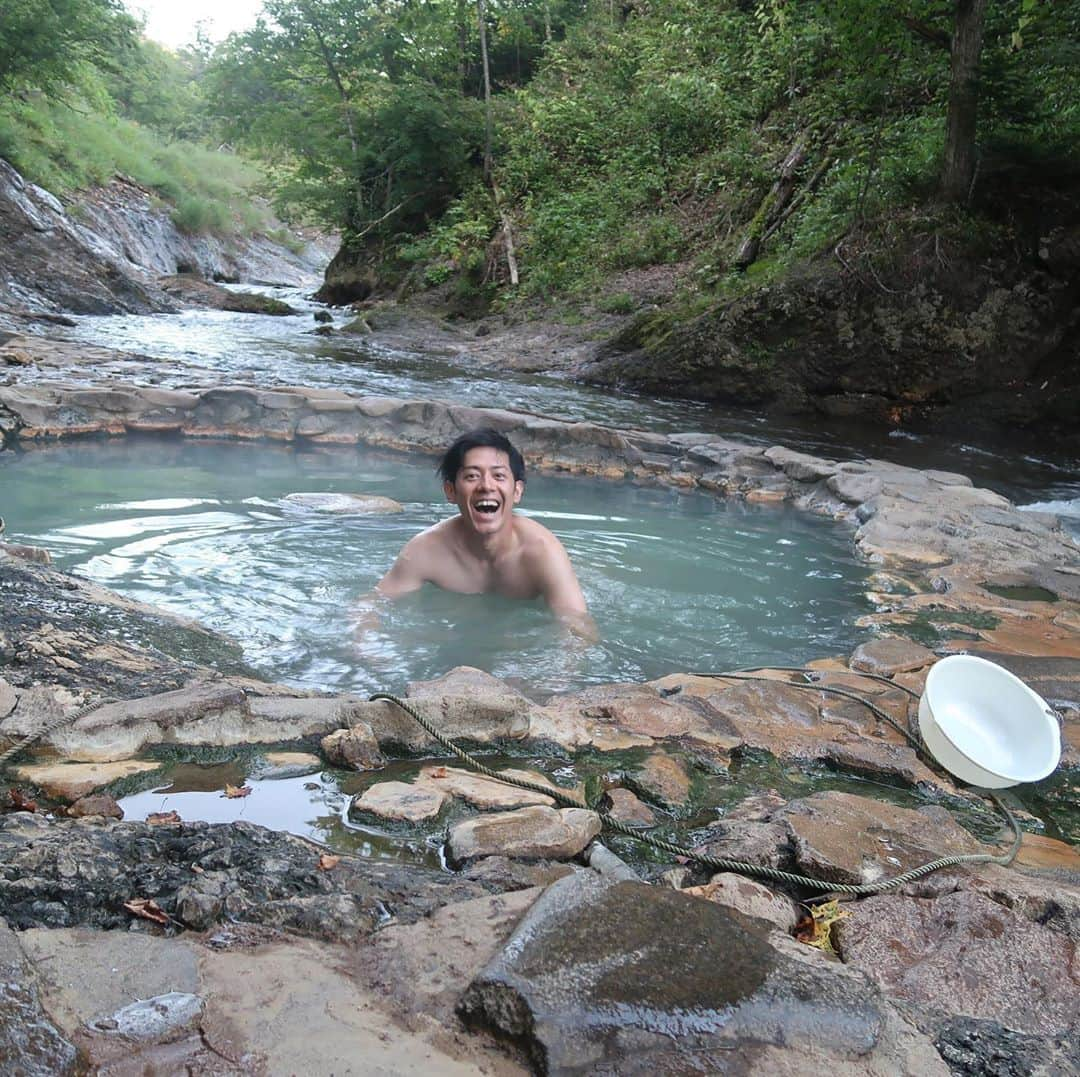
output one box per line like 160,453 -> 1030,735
0,696 -> 116,768
369,672 -> 1024,898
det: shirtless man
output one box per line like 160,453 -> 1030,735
371,428 -> 595,638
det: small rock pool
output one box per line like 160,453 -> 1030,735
2,436 -> 871,697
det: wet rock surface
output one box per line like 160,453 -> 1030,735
0,555 -> 254,700
624,751 -> 694,813
683,872 -> 800,933
933,1015 -> 1080,1077
352,779 -> 449,823
449,806 -> 602,864
17,920 -> 523,1076
10,758 -> 161,802
461,872 -> 945,1075
835,890 -> 1080,1036
0,813 -> 487,939
0,921 -> 77,1076
780,791 -> 985,886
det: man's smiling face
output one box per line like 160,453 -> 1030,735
445,446 -> 524,535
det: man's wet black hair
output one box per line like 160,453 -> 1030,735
438,428 -> 526,485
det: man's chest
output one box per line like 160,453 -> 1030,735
432,551 -> 539,599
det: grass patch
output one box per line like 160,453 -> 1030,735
0,93 -> 273,236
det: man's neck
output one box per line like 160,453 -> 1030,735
457,516 -> 518,563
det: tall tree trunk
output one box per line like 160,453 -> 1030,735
477,0 -> 493,182
940,0 -> 988,204
457,0 -> 469,92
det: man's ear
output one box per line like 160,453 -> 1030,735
444,479 -> 459,504
512,480 -> 524,505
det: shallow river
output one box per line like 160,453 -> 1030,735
45,286 -> 1080,519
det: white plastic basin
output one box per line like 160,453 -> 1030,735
918,655 -> 1061,788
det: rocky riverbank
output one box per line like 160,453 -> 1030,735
1,353 -> 1079,1072
0,158 -> 333,334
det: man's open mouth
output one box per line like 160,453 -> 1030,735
474,499 -> 500,515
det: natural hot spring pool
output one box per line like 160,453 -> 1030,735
2,436 -> 872,696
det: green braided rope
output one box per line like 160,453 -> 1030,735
369,686 -> 1023,897
0,696 -> 117,769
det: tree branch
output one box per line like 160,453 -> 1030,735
901,15 -> 950,51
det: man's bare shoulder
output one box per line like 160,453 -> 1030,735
513,514 -> 563,546
404,517 -> 462,553
513,515 -> 572,565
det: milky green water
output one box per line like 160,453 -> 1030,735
1,436 -> 871,697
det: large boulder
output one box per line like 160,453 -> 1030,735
835,890 -> 1080,1036
460,872 -> 946,1075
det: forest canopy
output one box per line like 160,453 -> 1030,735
1,1 -> 1078,293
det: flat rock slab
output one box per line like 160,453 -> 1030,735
836,890 -> 1080,1036
418,765 -> 557,810
52,684 -> 350,762
20,928 -> 201,1031
282,492 -> 403,513
18,923 -> 523,1075
11,758 -> 160,801
625,752 -> 693,812
601,787 -> 656,827
350,680 -> 532,754
251,750 -> 323,780
449,806 -> 601,864
536,682 -> 716,748
849,638 -> 937,675
351,780 -> 448,823
460,872 -> 944,1075
686,678 -> 947,790
780,790 -> 985,886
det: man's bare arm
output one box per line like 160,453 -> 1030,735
352,536 -> 430,649
534,536 -> 598,641
374,535 -> 430,599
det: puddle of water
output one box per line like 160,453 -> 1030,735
112,744 -> 1077,871
983,583 -> 1060,603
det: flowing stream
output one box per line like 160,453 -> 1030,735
42,285 -> 1080,520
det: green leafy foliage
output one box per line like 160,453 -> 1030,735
0,0 -> 137,95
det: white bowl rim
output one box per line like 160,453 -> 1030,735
922,655 -> 1061,782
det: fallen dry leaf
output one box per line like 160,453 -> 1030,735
429,766 -> 448,779
222,784 -> 252,799
6,788 -> 37,813
124,898 -> 170,926
317,854 -> 341,871
146,810 -> 181,825
795,899 -> 851,955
